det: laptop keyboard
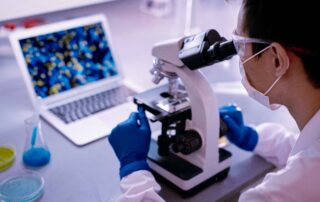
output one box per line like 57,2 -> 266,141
49,86 -> 136,124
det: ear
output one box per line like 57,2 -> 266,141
270,42 -> 290,77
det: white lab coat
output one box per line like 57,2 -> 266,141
117,109 -> 320,202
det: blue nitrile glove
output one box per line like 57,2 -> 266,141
219,104 -> 258,151
108,107 -> 151,179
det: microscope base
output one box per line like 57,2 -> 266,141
147,140 -> 231,198
152,167 -> 230,198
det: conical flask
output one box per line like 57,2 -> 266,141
23,115 -> 51,167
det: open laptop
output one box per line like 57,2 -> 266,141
10,14 -> 139,146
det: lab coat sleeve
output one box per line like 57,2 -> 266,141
239,143 -> 320,202
254,123 -> 298,167
117,170 -> 165,202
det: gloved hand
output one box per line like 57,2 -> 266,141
219,104 -> 258,151
108,106 -> 151,179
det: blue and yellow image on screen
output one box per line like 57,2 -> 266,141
20,23 -> 118,98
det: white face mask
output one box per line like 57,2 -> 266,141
239,45 -> 282,110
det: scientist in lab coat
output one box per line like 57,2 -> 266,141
108,0 -> 320,201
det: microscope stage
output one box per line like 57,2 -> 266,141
133,84 -> 191,122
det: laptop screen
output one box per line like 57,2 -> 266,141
18,22 -> 119,98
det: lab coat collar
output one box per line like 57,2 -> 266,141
290,109 -> 320,156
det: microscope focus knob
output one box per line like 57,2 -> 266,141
172,130 -> 202,155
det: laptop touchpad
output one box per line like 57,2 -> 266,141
97,102 -> 136,131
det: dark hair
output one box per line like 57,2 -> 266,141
242,0 -> 320,88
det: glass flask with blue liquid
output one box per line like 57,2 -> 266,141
23,98 -> 51,168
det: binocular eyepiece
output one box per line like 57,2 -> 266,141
178,29 -> 237,70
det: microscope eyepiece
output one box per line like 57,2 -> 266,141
206,40 -> 236,65
178,29 -> 237,70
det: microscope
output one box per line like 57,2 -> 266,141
133,29 -> 237,196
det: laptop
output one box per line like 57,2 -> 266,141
10,14 -> 140,146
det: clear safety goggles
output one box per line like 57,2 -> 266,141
232,31 -> 272,62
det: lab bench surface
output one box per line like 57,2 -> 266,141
0,0 -> 298,201
0,85 -> 274,202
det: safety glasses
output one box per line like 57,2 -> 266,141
232,31 -> 272,62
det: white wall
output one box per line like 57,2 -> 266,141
0,0 -> 114,22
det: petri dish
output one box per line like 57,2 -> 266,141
0,146 -> 15,172
0,171 -> 44,202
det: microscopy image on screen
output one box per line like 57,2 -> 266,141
20,23 -> 118,98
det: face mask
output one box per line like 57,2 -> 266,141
239,45 -> 282,110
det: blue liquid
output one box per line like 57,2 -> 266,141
23,147 -> 51,167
